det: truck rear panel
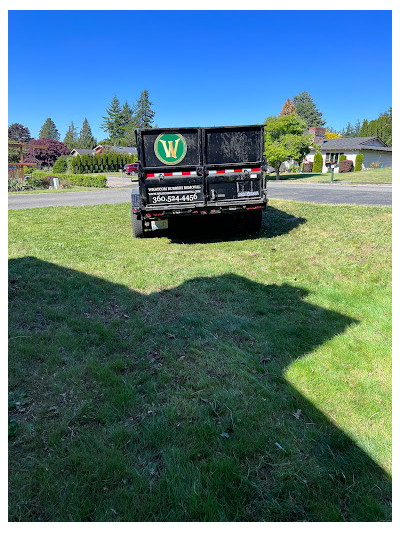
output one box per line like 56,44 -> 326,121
134,125 -> 266,216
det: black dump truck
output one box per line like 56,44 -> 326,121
131,125 -> 267,237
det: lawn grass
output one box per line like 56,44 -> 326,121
268,166 -> 392,184
8,199 -> 391,521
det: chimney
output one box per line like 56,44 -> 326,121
309,126 -> 326,145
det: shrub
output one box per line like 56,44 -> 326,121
32,171 -> 107,188
354,154 -> 363,172
339,159 -> 354,173
370,161 -> 382,169
64,174 -> 107,188
339,154 -> 346,162
53,156 -> 68,174
8,178 -> 33,192
312,152 -> 323,173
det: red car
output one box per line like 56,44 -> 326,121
123,163 -> 138,175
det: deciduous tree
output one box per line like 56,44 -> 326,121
26,138 -> 69,168
278,98 -> 297,117
264,114 -> 312,180
8,123 -> 32,143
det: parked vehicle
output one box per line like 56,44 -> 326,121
131,125 -> 267,237
123,162 -> 138,175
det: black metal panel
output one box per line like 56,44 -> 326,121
203,125 -> 264,166
139,128 -> 202,169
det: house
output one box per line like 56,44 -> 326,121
304,127 -> 392,172
93,145 -> 137,156
70,146 -> 138,157
70,149 -> 93,157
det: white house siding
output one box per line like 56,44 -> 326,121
304,150 -> 391,172
361,151 -> 392,170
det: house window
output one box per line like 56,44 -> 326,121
325,153 -> 344,164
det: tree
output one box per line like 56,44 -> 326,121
264,114 -> 312,180
101,95 -> 125,145
278,98 -> 297,117
8,123 -> 32,143
25,138 -> 69,168
63,121 -> 78,150
341,122 -> 355,138
39,118 -> 60,140
133,89 -> 155,129
360,119 -> 369,137
78,118 -> 97,149
354,119 -> 361,136
292,91 -> 325,128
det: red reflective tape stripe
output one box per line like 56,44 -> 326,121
182,172 -> 191,175
147,173 -> 154,177
164,172 -> 173,176
251,168 -> 260,172
216,170 -> 225,174
234,169 -> 242,173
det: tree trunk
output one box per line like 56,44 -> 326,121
275,161 -> 280,180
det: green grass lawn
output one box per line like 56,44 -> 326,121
8,200 -> 391,521
269,166 -> 392,184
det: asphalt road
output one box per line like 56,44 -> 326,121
8,180 -> 392,210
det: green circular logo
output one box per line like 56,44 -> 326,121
154,133 -> 187,165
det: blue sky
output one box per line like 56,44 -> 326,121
8,10 -> 392,141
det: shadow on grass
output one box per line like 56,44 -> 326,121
8,258 -> 391,521
146,206 -> 306,244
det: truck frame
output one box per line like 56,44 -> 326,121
131,125 -> 267,237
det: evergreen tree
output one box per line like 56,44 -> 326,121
354,119 -> 361,136
292,91 -> 325,128
360,119 -> 369,137
133,89 -> 155,129
341,122 -> 355,137
39,118 -> 60,140
63,121 -> 78,150
278,98 -> 297,117
78,118 -> 97,149
101,95 -> 125,145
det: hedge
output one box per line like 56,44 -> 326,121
354,153 -> 363,172
339,154 -> 347,162
71,153 -> 137,174
32,171 -> 107,188
312,152 -> 323,173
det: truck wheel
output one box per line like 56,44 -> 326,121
247,210 -> 263,233
132,213 -> 144,238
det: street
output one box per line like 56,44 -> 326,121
8,179 -> 392,210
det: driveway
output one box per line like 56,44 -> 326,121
8,180 -> 392,210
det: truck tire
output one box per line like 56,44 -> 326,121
132,213 -> 144,238
247,210 -> 263,233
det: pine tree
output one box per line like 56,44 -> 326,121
78,118 -> 97,149
354,119 -> 361,136
63,121 -> 78,150
292,91 -> 325,128
101,95 -> 125,145
278,98 -> 297,117
39,118 -> 60,140
133,89 -> 155,129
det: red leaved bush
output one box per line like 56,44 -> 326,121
25,138 -> 69,168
